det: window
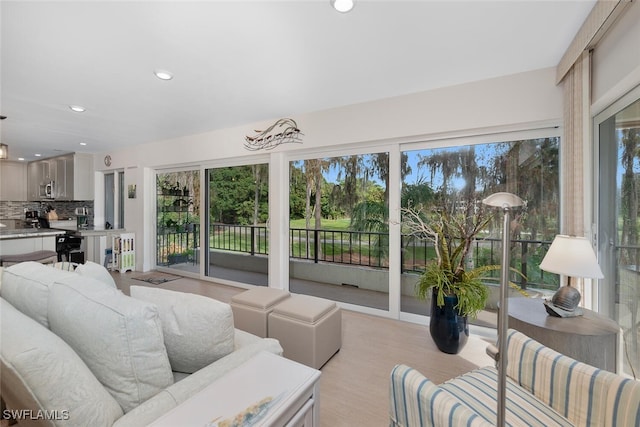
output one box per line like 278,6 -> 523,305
289,153 -> 389,310
104,171 -> 124,229
401,136 -> 560,326
104,173 -> 114,228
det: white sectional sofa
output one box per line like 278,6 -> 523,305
389,329 -> 640,427
0,262 -> 283,427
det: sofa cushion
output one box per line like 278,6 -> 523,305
130,285 -> 235,374
389,364 -> 492,427
75,260 -> 117,288
440,366 -> 573,426
1,297 -> 124,426
506,328 -> 640,427
48,276 -> 174,413
112,336 -> 283,427
0,261 -> 75,328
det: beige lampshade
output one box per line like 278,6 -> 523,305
539,235 -> 604,279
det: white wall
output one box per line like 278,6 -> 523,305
95,66 -> 563,272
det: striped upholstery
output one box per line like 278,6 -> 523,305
389,329 -> 640,427
505,329 -> 640,427
441,367 -> 572,426
389,364 -> 492,427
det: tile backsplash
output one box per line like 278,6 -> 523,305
0,201 -> 94,220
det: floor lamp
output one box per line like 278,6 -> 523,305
482,192 -> 524,427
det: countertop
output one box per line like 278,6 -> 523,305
0,228 -> 66,240
73,227 -> 126,236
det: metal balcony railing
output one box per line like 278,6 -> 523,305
157,223 -> 557,289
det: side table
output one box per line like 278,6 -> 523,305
507,297 -> 620,372
149,351 -> 321,427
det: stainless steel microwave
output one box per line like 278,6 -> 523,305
39,180 -> 55,199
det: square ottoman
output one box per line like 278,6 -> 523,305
230,287 -> 290,338
268,294 -> 342,369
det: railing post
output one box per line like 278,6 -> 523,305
314,229 -> 319,264
400,235 -> 405,273
521,241 -> 528,290
250,225 -> 255,256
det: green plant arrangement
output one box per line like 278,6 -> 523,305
402,205 -> 524,318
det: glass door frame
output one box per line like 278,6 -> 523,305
593,84 -> 640,317
201,154 -> 271,286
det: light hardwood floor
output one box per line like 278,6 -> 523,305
115,271 -> 495,427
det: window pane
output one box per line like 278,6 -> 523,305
289,153 -> 389,310
599,97 -> 640,378
401,138 -> 560,327
104,173 -> 114,228
156,170 -> 200,274
205,164 -> 269,285
118,171 -> 124,228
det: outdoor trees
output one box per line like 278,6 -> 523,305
209,165 -> 268,225
620,127 -> 639,266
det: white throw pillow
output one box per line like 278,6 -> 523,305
48,276 -> 173,413
130,285 -> 235,374
1,298 -> 124,425
75,261 -> 117,288
1,261 -> 75,328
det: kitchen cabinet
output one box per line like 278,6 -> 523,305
27,159 -> 54,201
0,161 -> 28,201
27,153 -> 94,201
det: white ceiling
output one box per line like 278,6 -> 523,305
1,0 -> 597,162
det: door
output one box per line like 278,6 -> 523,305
597,95 -> 640,378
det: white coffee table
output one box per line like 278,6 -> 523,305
148,351 -> 321,427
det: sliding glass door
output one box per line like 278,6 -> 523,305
288,153 -> 389,310
205,164 -> 269,285
156,169 -> 200,274
597,94 -> 640,378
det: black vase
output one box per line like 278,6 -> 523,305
429,291 -> 469,354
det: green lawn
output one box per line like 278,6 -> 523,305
289,218 -> 352,230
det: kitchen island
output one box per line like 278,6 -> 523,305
0,228 -> 65,256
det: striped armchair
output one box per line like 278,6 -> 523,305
389,329 -> 640,427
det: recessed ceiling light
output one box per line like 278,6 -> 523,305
80,142 -> 87,146
331,0 -> 354,13
154,69 -> 173,80
35,153 -> 42,157
18,157 -> 25,161
69,105 -> 86,113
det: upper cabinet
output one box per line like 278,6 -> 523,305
0,161 -> 28,201
27,153 -> 94,201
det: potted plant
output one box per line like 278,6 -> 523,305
167,251 -> 189,265
402,203 -> 522,354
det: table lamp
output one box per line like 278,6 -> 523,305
539,235 -> 604,317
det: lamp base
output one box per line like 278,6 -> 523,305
543,300 -> 584,317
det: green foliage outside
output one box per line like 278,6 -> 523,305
157,139 -> 563,292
